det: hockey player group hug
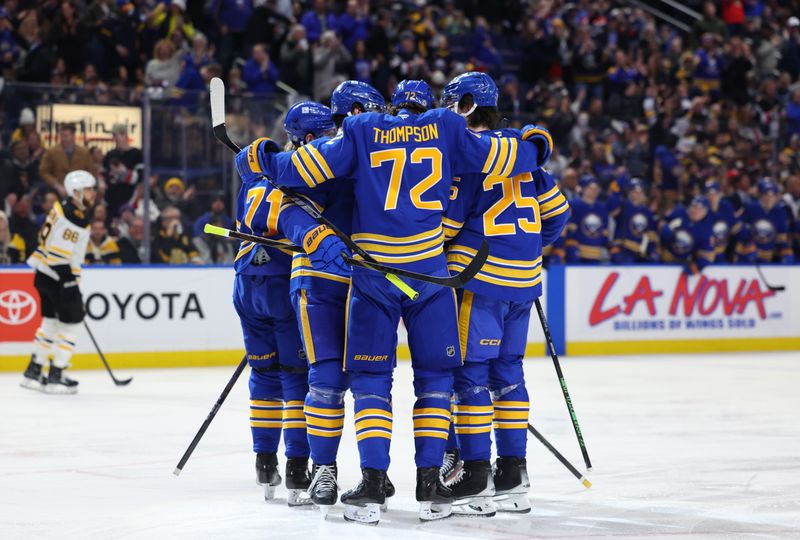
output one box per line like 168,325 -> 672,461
230,72 -> 569,524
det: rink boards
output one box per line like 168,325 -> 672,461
0,264 -> 798,370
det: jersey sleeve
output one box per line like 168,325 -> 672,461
258,124 -> 358,189
277,187 -> 326,249
442,175 -> 475,241
70,227 -> 90,279
534,170 -> 570,247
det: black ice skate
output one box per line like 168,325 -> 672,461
440,448 -> 463,486
43,365 -> 78,395
492,456 -> 531,513
285,457 -> 313,507
255,452 -> 281,500
416,466 -> 453,521
382,474 -> 395,511
19,357 -> 45,392
308,462 -> 338,517
449,460 -> 496,517
340,468 -> 386,525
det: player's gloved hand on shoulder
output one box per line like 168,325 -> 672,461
520,124 -> 553,168
304,225 -> 352,276
234,137 -> 280,183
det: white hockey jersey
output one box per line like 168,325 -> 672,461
27,200 -> 90,282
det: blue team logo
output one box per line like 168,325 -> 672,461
672,230 -> 694,256
580,213 -> 604,239
628,213 -> 648,237
712,220 -> 729,242
753,219 -> 775,244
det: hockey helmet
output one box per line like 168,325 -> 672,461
441,72 -> 498,114
391,79 -> 434,111
330,80 -> 385,116
284,101 -> 335,146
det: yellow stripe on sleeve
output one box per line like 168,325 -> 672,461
490,138 -> 510,176
291,151 -> 317,188
297,146 -> 326,185
306,143 -> 334,179
481,137 -> 499,174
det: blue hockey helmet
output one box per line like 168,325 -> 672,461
330,80 -> 385,116
441,72 -> 498,111
284,101 -> 335,146
757,177 -> 779,195
390,79 -> 434,110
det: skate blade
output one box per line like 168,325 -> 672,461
493,492 -> 531,513
19,378 -> 45,392
452,496 -> 497,517
43,384 -> 77,395
263,484 -> 278,501
419,501 -> 452,522
343,503 -> 380,525
315,503 -> 333,519
287,489 -> 314,507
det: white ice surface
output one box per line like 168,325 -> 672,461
1,352 -> 799,540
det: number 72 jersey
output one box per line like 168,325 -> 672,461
253,108 -> 547,273
443,144 -> 570,301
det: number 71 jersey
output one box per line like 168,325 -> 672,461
255,108 -> 546,273
444,133 -> 570,301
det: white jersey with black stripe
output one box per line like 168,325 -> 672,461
27,200 -> 90,282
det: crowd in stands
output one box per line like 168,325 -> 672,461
1,0 -> 800,268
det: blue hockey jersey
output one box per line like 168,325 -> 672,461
739,202 -> 794,263
659,206 -> 715,271
443,133 -> 569,300
253,108 -> 546,273
565,199 -> 610,263
607,195 -> 658,263
708,198 -> 744,262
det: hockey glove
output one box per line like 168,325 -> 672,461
303,225 -> 352,277
235,137 -> 280,183
521,124 -> 553,168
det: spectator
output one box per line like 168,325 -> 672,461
337,0 -> 369,51
301,0 -> 337,43
36,192 -> 59,228
17,28 -> 55,83
146,0 -> 195,43
156,176 -> 199,223
312,31 -> 351,102
152,205 -> 201,264
786,88 -> 800,139
0,7 -> 20,75
39,123 -> 96,198
243,43 -> 280,94
118,215 -> 146,264
566,176 -> 611,264
8,195 -> 37,258
692,1 -> 729,46
783,175 -> 800,222
0,210 -> 26,264
51,0 -> 86,79
85,219 -> 122,265
280,24 -> 313,96
145,39 -> 181,89
660,195 -> 716,272
779,17 -> 800,80
209,0 -> 251,70
11,108 -> 36,144
1,140 -> 38,202
192,196 -> 235,263
739,178 -> 795,263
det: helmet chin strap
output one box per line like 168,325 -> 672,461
449,102 -> 477,118
71,190 -> 86,211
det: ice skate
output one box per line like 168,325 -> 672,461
285,457 -> 313,507
19,358 -> 46,392
43,365 -> 78,395
308,462 -> 338,517
440,448 -> 462,486
255,452 -> 281,500
449,460 -> 496,517
416,466 -> 453,521
492,457 -> 531,513
381,474 -> 395,512
341,468 -> 386,525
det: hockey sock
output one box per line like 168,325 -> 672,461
453,362 -> 493,462
305,360 -> 347,465
249,366 -> 283,453
281,369 -> 310,458
412,369 -> 454,469
490,357 -> 529,458
32,317 -> 57,365
445,394 -> 459,452
351,372 -> 392,471
53,322 -> 80,368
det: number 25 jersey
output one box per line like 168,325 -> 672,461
254,108 -> 546,273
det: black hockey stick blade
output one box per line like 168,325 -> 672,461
83,321 -> 133,386
755,265 -> 786,292
344,240 -> 489,289
527,423 -> 591,488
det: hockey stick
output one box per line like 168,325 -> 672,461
208,77 -> 419,301
342,240 -> 489,288
534,299 -> 592,471
206,223 -> 490,289
174,356 -> 248,476
527,423 -> 591,489
83,321 -> 132,386
755,265 -> 786,292
204,223 -> 303,252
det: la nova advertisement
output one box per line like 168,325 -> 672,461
565,265 -> 799,354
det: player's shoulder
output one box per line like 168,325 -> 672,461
61,200 -> 89,228
421,108 -> 467,129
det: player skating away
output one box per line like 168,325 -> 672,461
22,170 -> 95,394
235,79 -> 552,524
607,178 -> 659,263
737,178 -> 795,264
440,72 -> 569,516
231,157 -> 312,505
277,90 -> 396,516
